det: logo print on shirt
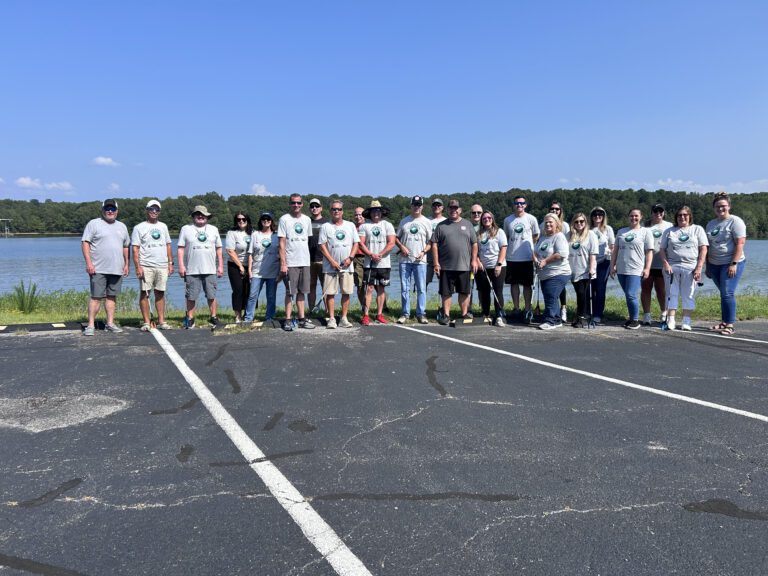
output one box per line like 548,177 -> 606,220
261,238 -> 272,248
151,229 -> 161,240
409,225 -> 419,235
539,242 -> 549,251
710,227 -> 720,237
653,229 -> 662,238
480,235 -> 489,245
197,231 -> 208,242
372,226 -> 381,237
514,224 -> 524,234
294,223 -> 304,234
679,233 -> 690,242
624,233 -> 635,243
335,230 -> 346,241
571,241 -> 581,249
245,236 -> 251,245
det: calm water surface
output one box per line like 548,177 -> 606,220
2,237 -> 767,310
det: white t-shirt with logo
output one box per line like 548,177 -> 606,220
706,216 -> 747,266
477,229 -> 508,269
660,225 -> 708,270
248,230 -> 280,278
615,226 -> 653,276
592,226 -> 615,263
131,221 -> 171,268
277,214 -> 312,267
226,230 -> 251,265
318,221 -> 360,273
503,213 -> 540,262
568,230 -> 599,281
535,232 -> 571,281
647,221 -> 673,269
178,224 -> 222,275
359,220 -> 396,268
397,215 -> 432,263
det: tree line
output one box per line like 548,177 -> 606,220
2,188 -> 767,238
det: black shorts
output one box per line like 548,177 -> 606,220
649,268 -> 664,279
439,270 -> 471,296
505,260 -> 535,286
363,267 -> 391,286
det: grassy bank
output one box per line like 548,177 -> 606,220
1,287 -> 766,326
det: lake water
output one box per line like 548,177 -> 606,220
2,236 -> 767,311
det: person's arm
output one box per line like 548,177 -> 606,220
588,254 -> 597,278
216,246 -> 224,277
226,248 -> 244,274
82,241 -> 95,275
166,242 -> 174,275
122,246 -> 130,277
471,240 -> 479,274
381,234 -> 396,258
177,245 -> 186,277
659,246 -> 672,275
431,240 -> 441,276
609,242 -> 618,278
642,249 -> 653,279
694,245 -> 707,282
133,245 -> 143,278
729,236 -> 746,278
279,237 -> 288,275
495,244 -> 507,277
394,236 -> 409,257
319,242 -> 340,271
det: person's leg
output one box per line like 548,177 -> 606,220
399,260 -> 412,318
617,274 -> 630,319
296,293 -> 306,319
442,294 -> 452,317
104,296 -> 117,325
458,292 -> 470,316
641,275 -> 653,315
540,278 -> 557,324
666,271 -> 680,320
364,284 -> 373,317
340,293 -> 350,318
87,298 -> 103,327
592,259 -> 610,320
415,263 -> 427,318
139,290 -> 151,325
510,284 -> 521,310
308,262 -> 320,310
155,290 -> 166,323
491,271 -> 505,316
227,263 -> 241,313
721,261 -> 744,325
265,278 -> 277,320
654,274 -> 666,316
476,271 -> 491,316
375,285 -> 385,316
283,275 -> 293,320
523,285 -> 533,311
573,281 -> 585,318
626,275 -> 641,321
244,277 -> 263,322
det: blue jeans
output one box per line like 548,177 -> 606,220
541,274 -> 569,325
618,274 -> 642,320
706,260 -> 745,324
399,261 -> 427,317
244,276 -> 277,321
591,259 -> 610,319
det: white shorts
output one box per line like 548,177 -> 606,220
140,267 -> 169,292
323,271 -> 355,296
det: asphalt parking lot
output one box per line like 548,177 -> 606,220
1,320 -> 767,575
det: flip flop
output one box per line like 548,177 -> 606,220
709,322 -> 727,331
720,325 -> 735,336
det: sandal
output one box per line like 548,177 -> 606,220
140,323 -> 151,332
709,322 -> 727,331
720,325 -> 735,336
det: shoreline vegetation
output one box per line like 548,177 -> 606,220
1,188 -> 767,238
1,285 -> 765,327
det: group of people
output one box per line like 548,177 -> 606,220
80,191 -> 747,336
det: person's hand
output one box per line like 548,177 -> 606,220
400,247 -> 410,258
728,263 -> 737,278
642,268 -> 650,280
663,263 -> 673,275
217,265 -> 224,278
610,265 -> 617,279
85,263 -> 95,275
179,265 -> 186,278
589,270 -> 597,280
434,263 -> 441,276
494,266 -> 502,278
123,263 -> 129,277
168,262 -> 174,275
280,263 -> 288,275
693,268 -> 701,282
136,265 -> 144,279
372,253 -> 382,263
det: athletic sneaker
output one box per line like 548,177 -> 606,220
156,322 -> 172,330
83,326 -> 95,336
361,315 -> 371,326
298,318 -> 315,329
375,314 -> 388,324
462,313 -> 474,321
561,306 -> 568,323
642,312 -> 652,326
539,322 -> 561,330
437,314 -> 450,326
483,316 -> 491,324
105,324 -> 123,333
681,322 -> 691,331
397,315 -> 408,324
283,321 -> 294,332
183,316 -> 195,329
417,316 -> 429,325
140,323 -> 151,332
666,317 -> 676,331
592,316 -> 602,325
326,317 -> 337,329
339,316 -> 353,328
625,320 -> 641,330
495,315 -> 505,327
660,311 -> 668,323
208,316 -> 220,327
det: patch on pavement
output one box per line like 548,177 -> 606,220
0,394 -> 130,433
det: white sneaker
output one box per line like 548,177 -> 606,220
326,317 -> 337,329
660,311 -> 668,323
681,322 -> 691,331
105,324 -> 123,333
539,322 -> 561,330
339,316 -> 353,328
397,315 -> 408,324
666,317 -> 676,331
560,306 -> 568,323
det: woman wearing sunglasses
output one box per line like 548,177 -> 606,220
589,207 -> 615,324
226,212 -> 252,323
244,212 -> 280,323
611,208 -> 653,330
475,211 -> 508,326
567,213 -> 598,326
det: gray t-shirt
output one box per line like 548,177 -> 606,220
535,232 -> 571,281
568,230 -> 599,281
706,216 -> 747,265
615,226 -> 653,276
477,229 -> 508,269
248,230 -> 280,278
277,214 -> 312,268
82,217 -> 130,275
432,218 -> 477,271
660,225 -> 708,270
503,213 -> 539,262
318,221 -> 360,273
178,223 -> 222,275
592,226 -> 615,263
130,221 -> 171,268
397,215 -> 432,264
647,220 -> 673,269
359,220 -> 396,268
226,230 -> 251,265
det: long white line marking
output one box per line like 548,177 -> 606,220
395,326 -> 768,424
151,330 -> 373,576
685,330 -> 768,345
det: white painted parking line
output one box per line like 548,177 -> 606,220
396,326 -> 768,424
684,330 -> 768,345
150,330 -> 373,576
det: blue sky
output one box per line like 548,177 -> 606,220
1,0 -> 766,202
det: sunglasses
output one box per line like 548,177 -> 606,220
677,213 -> 691,218
448,206 -> 459,210
574,219 -> 585,224
237,217 -> 247,222
514,201 -> 526,206
310,205 -> 321,209
471,211 -> 482,215
194,213 -> 208,218
592,213 -> 605,218
260,216 -> 272,221
432,203 -> 443,207
147,207 -> 160,212
550,207 -> 561,212
290,201 -> 302,205
331,207 -> 343,212
103,207 -> 117,213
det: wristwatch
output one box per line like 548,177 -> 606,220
731,261 -> 738,265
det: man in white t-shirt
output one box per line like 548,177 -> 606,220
81,198 -> 130,335
395,195 -> 432,324
318,200 -> 359,328
358,200 -> 396,325
426,198 -> 446,286
278,194 -> 315,330
177,205 -> 224,329
503,194 -> 540,322
131,199 -> 173,331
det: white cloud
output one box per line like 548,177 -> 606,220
557,177 -> 582,185
44,181 -> 74,191
623,178 -> 768,194
106,182 -> 120,193
0,177 -> 5,185
251,183 -> 273,196
92,156 -> 120,167
15,176 -> 43,189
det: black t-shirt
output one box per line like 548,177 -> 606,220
309,217 -> 328,262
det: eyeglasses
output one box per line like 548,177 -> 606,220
194,214 -> 208,218
103,207 -> 117,213
514,202 -> 526,206
653,209 -> 665,213
678,213 -> 691,218
471,211 -> 482,215
481,216 -> 493,221
237,217 -> 247,222
592,213 -> 604,218
550,207 -> 561,212
448,206 -> 459,210
260,216 -> 272,221
290,201 -> 302,205
714,204 -> 729,209
574,219 -> 585,224
310,205 -> 321,209
432,203 -> 442,207
330,207 -> 343,212
147,207 -> 160,213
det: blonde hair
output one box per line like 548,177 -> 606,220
590,206 -> 609,232
568,212 -> 590,243
542,213 -> 562,234
479,210 -> 499,239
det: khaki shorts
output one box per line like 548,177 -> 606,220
323,271 -> 355,295
140,267 -> 169,291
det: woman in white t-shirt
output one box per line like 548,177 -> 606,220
244,212 -> 280,323
476,211 -> 508,326
534,213 -> 571,330
589,206 -> 615,324
226,212 -> 252,323
567,213 -> 598,326
610,208 -> 653,330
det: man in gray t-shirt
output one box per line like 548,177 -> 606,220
81,198 -> 130,335
432,200 -> 478,324
131,199 -> 173,330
